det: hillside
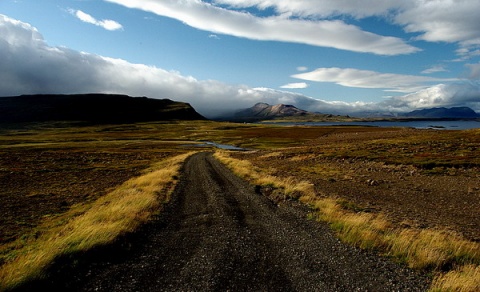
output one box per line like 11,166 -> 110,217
0,94 -> 206,124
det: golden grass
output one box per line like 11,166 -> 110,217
0,152 -> 194,291
308,198 -> 480,269
214,151 -> 480,291
214,151 -> 315,199
391,229 -> 479,269
310,198 -> 480,291
430,265 -> 480,292
309,198 -> 390,249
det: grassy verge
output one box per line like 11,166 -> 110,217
0,152 -> 194,291
214,151 -> 480,291
214,151 -> 316,200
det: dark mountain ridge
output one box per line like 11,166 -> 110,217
0,94 -> 205,124
220,103 -> 480,122
401,107 -> 479,119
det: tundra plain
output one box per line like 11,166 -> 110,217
0,121 -> 479,290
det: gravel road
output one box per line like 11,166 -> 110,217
23,152 -> 430,291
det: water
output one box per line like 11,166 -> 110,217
183,141 -> 247,151
263,120 -> 480,130
202,141 -> 246,150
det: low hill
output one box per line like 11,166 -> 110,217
401,107 -> 479,119
0,94 -> 206,124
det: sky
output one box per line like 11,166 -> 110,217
1,0 -> 480,117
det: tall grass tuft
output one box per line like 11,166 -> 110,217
312,198 -> 391,250
430,265 -> 480,291
387,229 -> 480,270
214,151 -> 480,291
0,152 -> 194,291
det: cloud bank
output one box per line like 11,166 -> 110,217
379,83 -> 480,112
104,0 -> 418,55
0,14 -> 316,117
292,67 -> 457,93
1,14 -> 479,118
69,9 -> 123,31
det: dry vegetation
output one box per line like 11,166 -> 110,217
1,121 -> 479,291
215,127 -> 480,291
0,146 -> 194,289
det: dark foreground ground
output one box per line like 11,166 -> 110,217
18,152 -> 430,291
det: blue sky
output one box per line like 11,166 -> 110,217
1,0 -> 480,117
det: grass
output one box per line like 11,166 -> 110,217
430,265 -> 480,291
309,198 -> 480,269
214,151 -> 480,291
214,151 -> 316,200
0,152 -> 194,291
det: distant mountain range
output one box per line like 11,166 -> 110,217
400,107 -> 479,119
226,103 -> 480,122
0,94 -> 205,124
1,94 -> 478,125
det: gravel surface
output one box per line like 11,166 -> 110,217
19,152 -> 430,291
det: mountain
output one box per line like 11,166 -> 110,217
229,103 -> 310,122
216,102 -> 353,122
0,94 -> 205,124
402,107 -> 479,119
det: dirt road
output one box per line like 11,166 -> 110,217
23,152 -> 429,291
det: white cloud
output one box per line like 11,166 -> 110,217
69,9 -> 123,31
292,67 -> 457,93
215,0 -> 480,59
280,82 -> 308,89
382,83 -> 480,112
455,47 -> 480,61
0,14 -> 43,46
104,0 -> 418,55
421,65 -> 447,74
393,0 -> 480,46
1,14 -> 479,118
296,66 -> 308,72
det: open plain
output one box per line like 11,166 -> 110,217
0,121 -> 479,290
